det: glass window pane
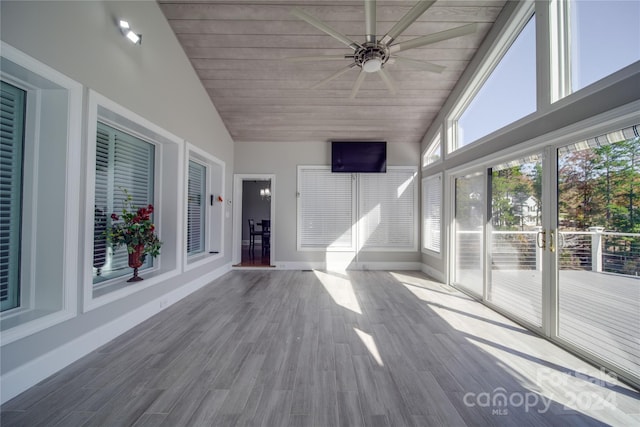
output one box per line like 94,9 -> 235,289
187,160 -> 206,256
570,0 -> 640,93
423,174 -> 442,253
454,173 -> 485,296
457,15 -> 536,148
423,132 -> 441,167
557,124 -> 640,377
93,122 -> 155,284
0,81 -> 26,312
488,155 -> 544,326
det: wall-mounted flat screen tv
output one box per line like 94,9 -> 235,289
331,141 -> 387,173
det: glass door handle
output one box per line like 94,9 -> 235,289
536,230 -> 546,249
549,230 -> 556,253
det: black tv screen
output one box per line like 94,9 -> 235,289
331,141 -> 387,173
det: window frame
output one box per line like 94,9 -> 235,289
0,42 -> 82,345
93,120 -> 157,284
82,89 -> 183,312
184,142 -> 225,271
422,173 -> 443,256
422,130 -> 442,168
550,0 -> 640,104
447,1 -> 536,155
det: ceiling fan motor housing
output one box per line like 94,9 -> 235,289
354,43 -> 390,73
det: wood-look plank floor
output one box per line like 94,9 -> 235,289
2,270 -> 639,426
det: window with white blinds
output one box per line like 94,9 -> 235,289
297,166 -> 417,251
187,160 -> 206,256
359,168 -> 418,250
0,81 -> 25,312
298,167 -> 355,250
423,174 -> 442,253
93,121 -> 155,284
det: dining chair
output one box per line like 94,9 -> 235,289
261,219 -> 271,255
248,219 -> 262,256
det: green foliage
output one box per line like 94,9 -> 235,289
559,136 -> 639,232
491,164 -> 538,230
106,189 -> 162,262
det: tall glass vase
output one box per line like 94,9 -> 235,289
127,244 -> 145,282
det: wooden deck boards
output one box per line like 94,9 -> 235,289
489,269 -> 640,376
2,270 -> 639,426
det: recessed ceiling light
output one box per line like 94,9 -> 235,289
126,31 -> 141,44
119,19 -> 141,45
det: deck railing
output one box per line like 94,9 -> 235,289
456,229 -> 640,277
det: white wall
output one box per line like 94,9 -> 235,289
0,0 -> 235,401
234,140 -> 422,267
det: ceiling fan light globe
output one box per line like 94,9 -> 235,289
363,58 -> 382,73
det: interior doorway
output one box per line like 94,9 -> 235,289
232,174 -> 275,267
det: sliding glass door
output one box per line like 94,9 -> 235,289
450,124 -> 640,386
556,127 -> 640,378
487,154 -> 544,327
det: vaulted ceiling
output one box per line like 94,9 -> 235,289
158,0 -> 506,145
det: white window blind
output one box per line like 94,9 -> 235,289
187,160 -> 206,256
359,168 -> 417,250
298,167 -> 355,249
423,174 -> 442,253
0,81 -> 25,311
93,121 -> 155,283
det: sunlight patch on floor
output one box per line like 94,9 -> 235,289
314,270 -> 362,315
353,327 -> 384,367
324,251 -> 356,272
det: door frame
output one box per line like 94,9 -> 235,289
232,173 -> 276,266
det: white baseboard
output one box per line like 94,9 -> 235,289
272,261 -> 422,271
421,263 -> 445,283
0,262 -> 232,405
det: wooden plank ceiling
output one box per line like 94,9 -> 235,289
158,0 -> 506,144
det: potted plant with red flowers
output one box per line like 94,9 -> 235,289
107,189 -> 162,282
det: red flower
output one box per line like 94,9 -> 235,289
111,213 -> 119,221
147,204 -> 154,213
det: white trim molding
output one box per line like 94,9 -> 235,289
0,42 -> 82,345
82,89 -> 184,312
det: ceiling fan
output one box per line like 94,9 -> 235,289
288,0 -> 478,98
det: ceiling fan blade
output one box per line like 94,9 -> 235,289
378,68 -> 397,95
390,56 -> 445,73
350,70 -> 367,99
380,1 -> 436,46
311,64 -> 357,89
365,0 -> 377,43
291,8 -> 361,50
389,23 -> 478,54
284,55 -> 350,62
